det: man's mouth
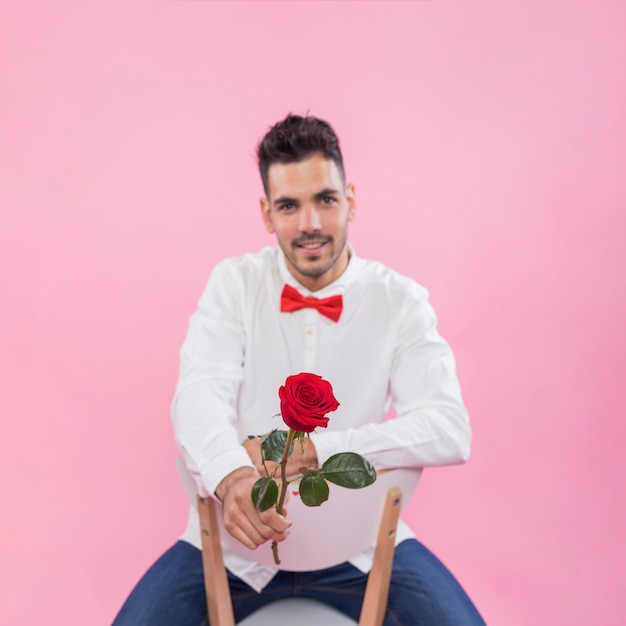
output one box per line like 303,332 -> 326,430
295,238 -> 330,252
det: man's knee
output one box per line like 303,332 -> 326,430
112,542 -> 207,626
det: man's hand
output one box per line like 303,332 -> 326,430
215,466 -> 291,550
242,436 -> 319,478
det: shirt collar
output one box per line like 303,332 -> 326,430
277,244 -> 361,297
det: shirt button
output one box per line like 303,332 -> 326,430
306,328 -> 314,335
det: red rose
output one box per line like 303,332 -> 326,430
278,373 -> 340,433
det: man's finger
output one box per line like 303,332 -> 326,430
224,506 -> 290,548
258,508 -> 291,536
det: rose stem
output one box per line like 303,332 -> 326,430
271,427 -> 296,565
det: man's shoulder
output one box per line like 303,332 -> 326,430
355,256 -> 430,303
211,247 -> 279,280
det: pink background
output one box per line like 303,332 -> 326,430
1,1 -> 625,624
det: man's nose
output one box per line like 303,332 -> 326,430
298,205 -> 322,232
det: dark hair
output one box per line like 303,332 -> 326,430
257,114 -> 345,195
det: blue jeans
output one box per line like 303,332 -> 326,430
112,539 -> 485,625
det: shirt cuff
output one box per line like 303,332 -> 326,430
200,448 -> 256,496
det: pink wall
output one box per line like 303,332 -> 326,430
1,1 -> 625,624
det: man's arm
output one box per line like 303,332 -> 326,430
309,290 -> 471,470
171,260 -> 290,547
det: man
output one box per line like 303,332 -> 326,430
113,114 -> 485,625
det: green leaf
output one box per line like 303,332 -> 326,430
299,474 -> 330,507
320,453 -> 377,489
251,477 -> 278,511
262,429 -> 294,463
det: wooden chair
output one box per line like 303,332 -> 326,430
176,458 -> 421,626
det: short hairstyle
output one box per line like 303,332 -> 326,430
257,114 -> 345,195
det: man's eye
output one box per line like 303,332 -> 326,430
279,204 -> 295,211
321,196 -> 336,205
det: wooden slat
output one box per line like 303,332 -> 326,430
197,495 -> 236,626
358,487 -> 402,626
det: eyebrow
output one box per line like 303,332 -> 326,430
273,188 -> 340,207
273,195 -> 298,207
314,188 -> 340,201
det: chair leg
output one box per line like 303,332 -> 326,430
358,487 -> 402,626
197,495 -> 236,626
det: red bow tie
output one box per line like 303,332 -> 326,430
280,284 -> 343,322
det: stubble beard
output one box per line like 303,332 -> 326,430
286,232 -> 349,280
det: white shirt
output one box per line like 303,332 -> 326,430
172,246 -> 471,591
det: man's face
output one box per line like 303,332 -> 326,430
260,153 -> 356,292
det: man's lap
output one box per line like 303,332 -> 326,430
112,539 -> 485,626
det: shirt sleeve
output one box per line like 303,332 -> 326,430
310,290 -> 471,469
171,260 -> 255,496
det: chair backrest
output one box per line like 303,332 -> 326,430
228,468 -> 419,570
176,458 -> 422,626
175,458 -> 421,571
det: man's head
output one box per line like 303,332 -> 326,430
257,114 -> 345,197
258,114 -> 356,292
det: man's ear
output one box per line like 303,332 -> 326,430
259,197 -> 275,233
346,183 -> 357,221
